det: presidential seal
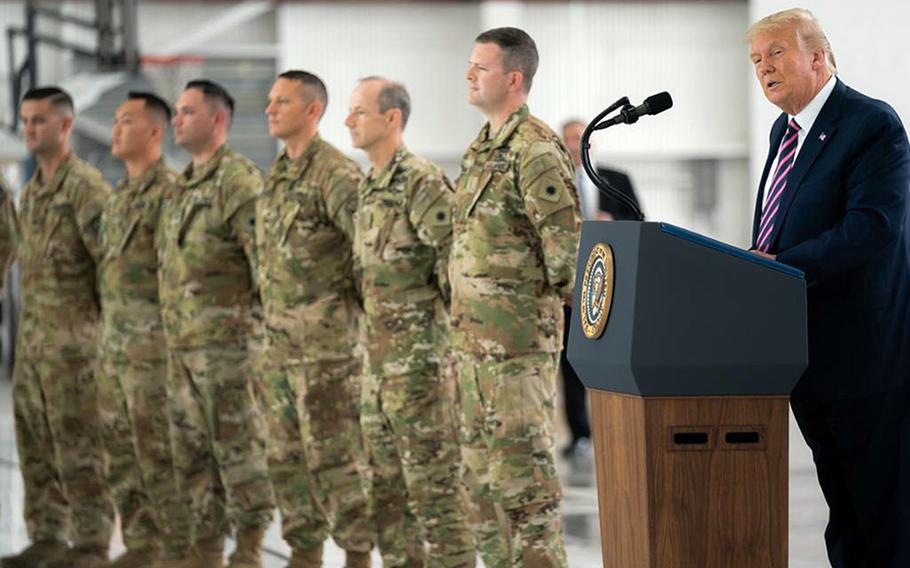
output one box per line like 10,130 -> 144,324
581,242 -> 615,339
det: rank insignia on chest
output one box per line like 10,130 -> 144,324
484,160 -> 510,173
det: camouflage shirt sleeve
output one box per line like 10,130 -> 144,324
71,175 -> 111,265
222,165 -> 263,288
408,171 -> 455,303
324,169 -> 360,244
0,180 -> 17,288
517,141 -> 581,298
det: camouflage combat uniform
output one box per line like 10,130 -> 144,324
12,153 -> 115,554
256,136 -> 372,557
157,145 -> 274,546
451,105 -> 580,568
354,146 -> 475,567
97,158 -> 192,560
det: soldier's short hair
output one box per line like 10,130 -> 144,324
359,76 -> 411,130
128,91 -> 172,126
185,79 -> 235,119
21,86 -> 74,116
475,27 -> 539,94
278,70 -> 328,117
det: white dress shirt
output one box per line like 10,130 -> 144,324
763,75 -> 837,209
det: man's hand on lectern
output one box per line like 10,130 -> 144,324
749,249 -> 776,261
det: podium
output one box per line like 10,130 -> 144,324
567,221 -> 807,568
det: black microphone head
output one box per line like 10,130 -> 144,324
644,92 -> 673,116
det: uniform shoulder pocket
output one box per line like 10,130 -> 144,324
410,174 -> 453,233
521,152 -> 575,220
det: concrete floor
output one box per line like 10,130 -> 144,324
0,378 -> 830,567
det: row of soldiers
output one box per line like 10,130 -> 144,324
0,26 -> 581,568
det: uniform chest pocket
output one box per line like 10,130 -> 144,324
466,161 -> 510,218
44,203 -> 79,255
106,215 -> 141,260
374,210 -> 397,256
465,170 -> 494,218
278,201 -> 302,246
157,201 -> 178,254
278,189 -> 323,246
178,196 -> 213,246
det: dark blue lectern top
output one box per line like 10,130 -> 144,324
568,221 -> 808,397
659,223 -> 804,279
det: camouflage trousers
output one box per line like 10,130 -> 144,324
166,345 -> 275,543
11,355 -> 114,550
96,352 -> 192,558
456,351 -> 567,568
257,354 -> 373,554
360,366 -> 475,568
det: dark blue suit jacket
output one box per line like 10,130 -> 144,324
753,78 -> 910,402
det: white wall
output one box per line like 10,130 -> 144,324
520,1 -> 749,160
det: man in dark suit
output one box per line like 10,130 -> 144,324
748,9 -> 910,567
560,120 -> 641,467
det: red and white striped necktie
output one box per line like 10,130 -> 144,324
756,118 -> 801,252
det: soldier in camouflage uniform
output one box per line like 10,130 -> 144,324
453,29 -> 580,567
1,87 -> 115,568
346,77 -> 475,568
159,80 -> 274,568
257,70 -> 373,568
97,92 -> 192,568
0,174 -> 16,290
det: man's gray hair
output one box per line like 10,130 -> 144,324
359,76 -> 411,130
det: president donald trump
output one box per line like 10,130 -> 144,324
748,8 -> 910,568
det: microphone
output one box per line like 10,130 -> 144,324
580,91 -> 674,221
593,92 -> 673,130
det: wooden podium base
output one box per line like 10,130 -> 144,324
589,390 -> 789,568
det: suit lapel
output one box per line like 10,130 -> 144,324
765,79 -> 846,250
753,115 -> 788,245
